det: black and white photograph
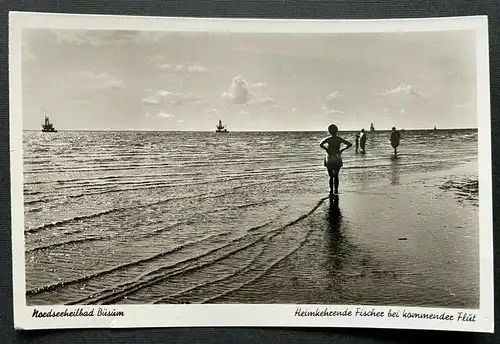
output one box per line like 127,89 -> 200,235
9,12 -> 493,332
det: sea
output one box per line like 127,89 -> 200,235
22,129 -> 479,307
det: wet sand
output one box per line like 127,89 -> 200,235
213,161 -> 480,308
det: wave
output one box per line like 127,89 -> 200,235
27,197 -> 327,304
152,200 -> 326,304
74,198 -> 326,305
25,199 -> 278,250
26,231 -> 233,296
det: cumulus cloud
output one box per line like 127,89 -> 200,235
221,75 -> 253,104
381,83 -> 424,97
221,76 -> 277,107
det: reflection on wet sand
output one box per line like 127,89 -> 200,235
325,196 -> 344,271
390,155 -> 401,185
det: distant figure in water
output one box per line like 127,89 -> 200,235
355,134 -> 360,154
390,127 -> 401,155
359,129 -> 367,153
319,124 -> 353,195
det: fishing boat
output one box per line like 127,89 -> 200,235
41,113 -> 58,132
215,119 -> 229,133
370,123 -> 375,132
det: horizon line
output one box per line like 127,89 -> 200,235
23,127 -> 479,133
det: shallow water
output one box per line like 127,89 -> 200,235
22,129 -> 479,306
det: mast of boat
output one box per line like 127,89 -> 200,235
41,110 -> 58,132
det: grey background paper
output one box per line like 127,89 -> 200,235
2,1 -> 500,344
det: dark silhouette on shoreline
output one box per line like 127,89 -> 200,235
359,129 -> 366,153
390,127 -> 401,155
319,124 -> 353,196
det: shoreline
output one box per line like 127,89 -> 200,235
211,160 -> 480,308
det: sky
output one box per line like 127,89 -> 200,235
21,28 -> 478,131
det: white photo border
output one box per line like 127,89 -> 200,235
9,11 -> 494,332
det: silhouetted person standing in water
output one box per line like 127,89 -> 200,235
390,127 -> 401,155
355,134 -> 360,154
359,129 -> 367,153
319,124 -> 353,196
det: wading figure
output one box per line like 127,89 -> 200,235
319,124 -> 353,195
359,129 -> 367,153
390,126 -> 401,155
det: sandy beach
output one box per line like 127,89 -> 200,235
208,160 -> 480,308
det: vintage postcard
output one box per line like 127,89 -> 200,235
9,12 -> 493,332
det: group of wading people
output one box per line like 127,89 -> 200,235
319,124 -> 401,196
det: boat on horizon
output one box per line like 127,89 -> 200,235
41,113 -> 58,133
370,123 -> 375,132
215,120 -> 229,133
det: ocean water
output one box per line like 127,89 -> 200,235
22,129 -> 479,306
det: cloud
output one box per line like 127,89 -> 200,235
159,63 -> 173,70
106,79 -> 125,90
156,61 -> 211,74
158,111 -> 174,119
68,99 -> 92,105
249,97 -> 276,106
251,81 -> 269,88
176,119 -> 185,123
71,70 -> 125,90
221,75 -> 253,104
54,30 -> 139,47
141,97 -> 161,105
221,76 -> 276,106
321,104 -> 344,115
381,83 -> 424,97
146,55 -> 166,62
292,107 -> 300,113
142,90 -> 203,107
207,108 -> 219,115
326,109 -> 345,115
453,102 -> 475,108
325,91 -> 343,101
